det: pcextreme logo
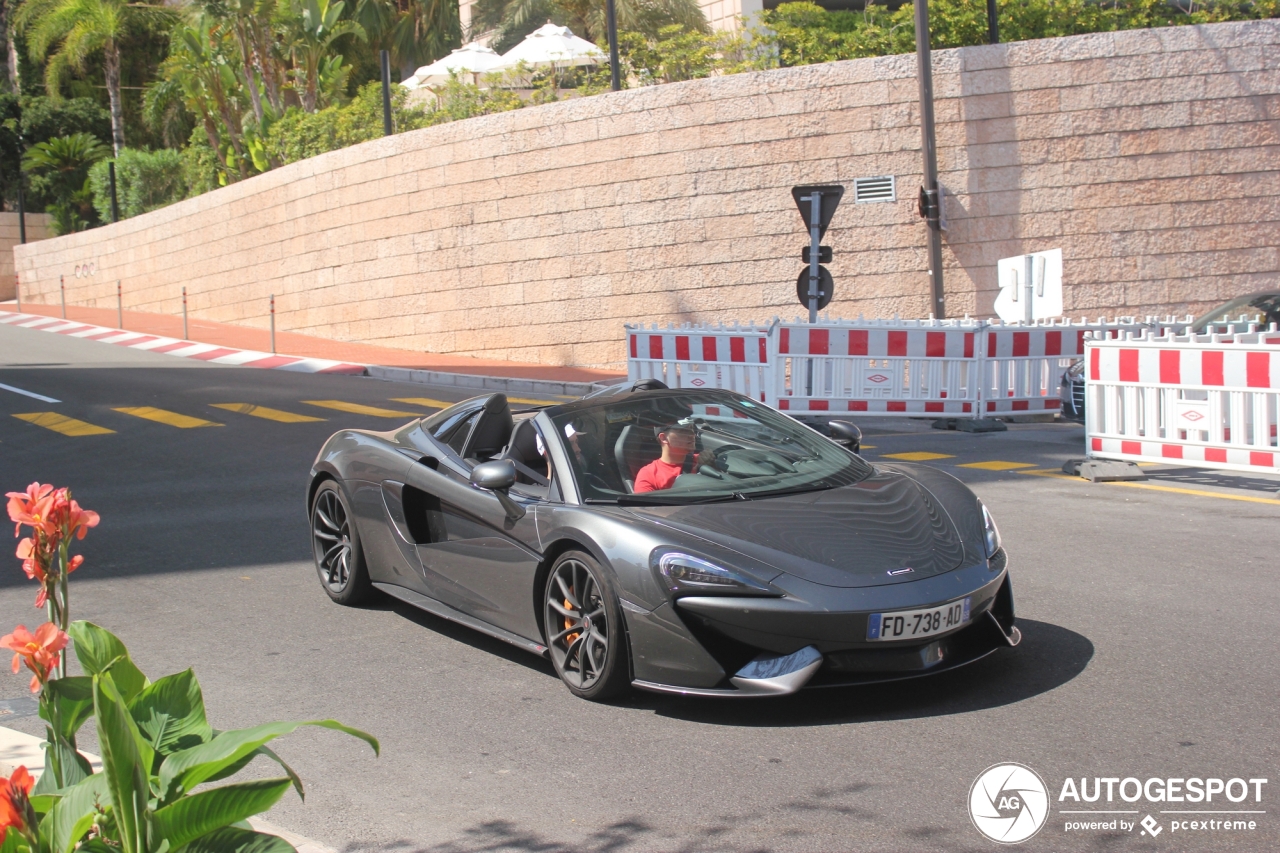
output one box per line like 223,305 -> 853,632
969,763 -> 1051,844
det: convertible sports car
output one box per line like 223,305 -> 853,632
307,382 -> 1019,700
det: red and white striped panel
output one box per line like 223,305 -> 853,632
628,330 -> 768,365
985,397 -> 1062,413
1089,345 -> 1280,389
985,327 -> 1094,359
1090,437 -> 1275,471
778,398 -> 974,414
778,325 -> 975,359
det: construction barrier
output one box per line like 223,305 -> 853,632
979,317 -> 1189,416
626,315 -> 1192,418
627,323 -> 771,402
772,318 -> 981,415
1085,329 -> 1280,474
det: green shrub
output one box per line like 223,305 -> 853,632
88,148 -> 189,222
264,80 -> 435,165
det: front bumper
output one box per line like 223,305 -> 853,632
630,552 -> 1016,697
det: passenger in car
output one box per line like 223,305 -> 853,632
634,423 -> 698,492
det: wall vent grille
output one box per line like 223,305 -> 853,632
854,176 -> 896,203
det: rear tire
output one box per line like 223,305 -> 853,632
544,550 -> 630,701
310,480 -> 373,606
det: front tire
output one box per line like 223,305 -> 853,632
544,551 -> 630,701
310,480 -> 373,605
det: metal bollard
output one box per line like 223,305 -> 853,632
60,275 -> 66,318
270,294 -> 276,354
117,281 -> 122,329
182,286 -> 189,340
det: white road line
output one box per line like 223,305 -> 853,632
0,382 -> 61,403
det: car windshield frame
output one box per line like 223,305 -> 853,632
1191,292 -> 1280,334
546,389 -> 873,506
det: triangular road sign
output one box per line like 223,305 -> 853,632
791,185 -> 845,239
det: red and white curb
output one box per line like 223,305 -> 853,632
0,312 -> 366,375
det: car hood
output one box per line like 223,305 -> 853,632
623,470 -> 967,588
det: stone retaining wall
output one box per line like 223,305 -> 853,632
2,213 -> 53,300
13,20 -> 1280,369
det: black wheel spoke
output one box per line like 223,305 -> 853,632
548,600 -> 577,620
555,574 -> 581,611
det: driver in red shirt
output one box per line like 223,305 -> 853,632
634,423 -> 698,493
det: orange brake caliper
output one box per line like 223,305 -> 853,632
564,588 -> 580,646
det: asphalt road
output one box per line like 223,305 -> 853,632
1,320 -> 1277,853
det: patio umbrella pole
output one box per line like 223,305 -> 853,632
380,50 -> 393,136
606,0 -> 621,91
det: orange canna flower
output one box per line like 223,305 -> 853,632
1,623 -> 69,693
5,483 -> 53,536
0,765 -> 36,844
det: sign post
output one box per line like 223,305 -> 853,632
791,184 -> 844,396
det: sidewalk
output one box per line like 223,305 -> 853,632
2,302 -> 626,396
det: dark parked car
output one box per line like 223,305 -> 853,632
308,384 -> 1018,700
1060,290 -> 1280,423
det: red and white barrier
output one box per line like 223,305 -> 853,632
626,315 -> 1194,419
627,323 -> 771,402
979,317 -> 1185,415
772,318 -> 981,415
1086,331 -> 1280,474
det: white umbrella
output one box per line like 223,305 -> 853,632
403,42 -> 506,88
495,23 -> 605,71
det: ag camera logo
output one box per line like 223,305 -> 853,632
969,763 -> 1050,844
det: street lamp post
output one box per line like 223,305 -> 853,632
914,0 -> 946,319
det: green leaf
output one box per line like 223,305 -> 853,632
32,732 -> 93,795
40,676 -> 95,742
71,622 -> 148,702
94,673 -> 154,853
176,827 -> 296,853
0,824 -> 24,853
39,773 -> 110,853
159,721 -> 378,801
129,670 -> 213,759
200,746 -> 304,801
152,778 -> 292,850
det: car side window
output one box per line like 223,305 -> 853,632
436,410 -> 481,457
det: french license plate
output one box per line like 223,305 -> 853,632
867,597 -> 971,641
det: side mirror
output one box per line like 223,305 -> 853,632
828,420 -> 862,454
470,460 -> 524,521
471,460 -> 517,491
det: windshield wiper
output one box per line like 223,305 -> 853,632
744,482 -> 840,499
616,491 -> 750,506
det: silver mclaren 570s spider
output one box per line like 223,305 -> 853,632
307,381 -> 1020,701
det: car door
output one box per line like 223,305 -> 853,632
400,445 -> 545,643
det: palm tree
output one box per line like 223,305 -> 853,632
287,0 -> 365,112
21,132 -> 109,232
16,0 -> 177,155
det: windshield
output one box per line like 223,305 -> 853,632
549,391 -> 873,505
1192,292 -> 1280,334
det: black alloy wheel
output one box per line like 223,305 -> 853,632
544,551 -> 630,700
310,480 -> 372,605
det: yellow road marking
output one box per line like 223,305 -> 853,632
304,400 -> 421,417
882,451 -> 955,461
1108,481 -> 1280,505
13,412 -> 115,436
1017,468 -> 1280,504
390,397 -> 456,410
507,396 -> 568,406
211,403 -> 325,423
860,444 -> 876,449
113,407 -> 222,428
959,460 -> 1037,471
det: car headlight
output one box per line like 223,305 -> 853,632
981,503 -> 1002,559
651,550 -> 780,597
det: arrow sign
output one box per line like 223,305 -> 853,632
791,185 -> 845,239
